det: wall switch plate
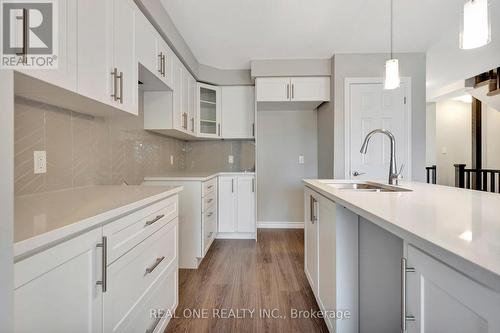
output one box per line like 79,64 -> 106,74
34,151 -> 47,174
299,155 -> 305,164
170,155 -> 174,165
228,155 -> 234,164
441,147 -> 447,155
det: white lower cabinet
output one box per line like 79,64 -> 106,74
14,194 -> 179,333
14,228 -> 103,333
406,245 -> 500,333
304,188 -> 319,294
218,175 -> 256,238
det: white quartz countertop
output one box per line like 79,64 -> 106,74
14,185 -> 182,258
304,180 -> 500,281
144,171 -> 255,182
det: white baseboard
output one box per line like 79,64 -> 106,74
216,232 -> 256,240
257,221 -> 304,229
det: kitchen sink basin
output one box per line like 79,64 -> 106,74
321,181 -> 412,192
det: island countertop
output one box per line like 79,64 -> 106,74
303,179 -> 500,282
14,185 -> 182,258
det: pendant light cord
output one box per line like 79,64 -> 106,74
390,0 -> 393,59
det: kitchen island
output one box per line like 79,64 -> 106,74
303,179 -> 500,333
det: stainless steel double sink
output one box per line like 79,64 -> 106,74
320,181 -> 412,192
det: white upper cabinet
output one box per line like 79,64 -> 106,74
256,77 -> 330,104
290,77 -> 330,101
221,86 -> 255,139
135,11 -> 160,78
197,83 -> 221,138
157,38 -> 174,89
188,73 -> 197,134
256,77 -> 290,102
17,0 -> 78,91
77,0 -> 137,115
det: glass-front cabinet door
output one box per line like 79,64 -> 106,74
196,83 -> 221,138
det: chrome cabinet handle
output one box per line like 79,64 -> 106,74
252,178 -> 255,193
291,84 -> 294,99
145,214 -> 165,226
218,123 -> 221,136
145,317 -> 161,333
310,196 -> 317,223
401,257 -> 416,331
96,236 -> 108,292
110,68 -> 118,101
118,71 -> 123,104
191,117 -> 194,132
252,123 -> 255,137
145,256 -> 165,274
231,178 -> 234,193
158,52 -> 163,74
352,171 -> 366,177
162,54 -> 166,77
286,84 -> 290,99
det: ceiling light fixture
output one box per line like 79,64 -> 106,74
460,0 -> 491,49
384,0 -> 400,90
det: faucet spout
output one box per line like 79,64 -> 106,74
360,129 -> 401,185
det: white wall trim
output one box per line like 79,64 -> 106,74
343,77 -> 413,181
257,221 -> 304,229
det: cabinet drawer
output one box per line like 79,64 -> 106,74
121,265 -> 177,333
104,219 -> 178,333
202,190 -> 217,212
202,178 -> 217,197
202,208 -> 217,255
104,195 -> 178,263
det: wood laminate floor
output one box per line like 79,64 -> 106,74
165,229 -> 329,333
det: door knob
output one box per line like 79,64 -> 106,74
352,171 -> 366,177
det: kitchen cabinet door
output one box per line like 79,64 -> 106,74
304,189 -> 319,296
112,0 -> 137,115
135,11 -> 160,79
236,176 -> 256,233
77,0 -> 113,106
221,86 -> 255,139
172,57 -> 185,132
14,228 -> 103,333
197,83 -> 221,138
182,68 -> 191,132
406,245 -> 500,333
218,176 -> 237,233
18,0 -> 77,92
157,39 -> 174,89
256,77 -> 290,102
290,77 -> 330,102
317,195 -> 337,332
188,74 -> 197,134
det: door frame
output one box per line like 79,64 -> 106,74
344,77 -> 412,180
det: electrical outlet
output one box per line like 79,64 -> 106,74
299,155 -> 305,164
34,151 -> 47,174
170,155 -> 174,165
228,155 -> 234,164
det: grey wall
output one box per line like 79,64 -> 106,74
317,56 -> 335,178
256,110 -> 317,223
333,53 -> 427,182
251,59 -> 331,78
0,71 -> 14,332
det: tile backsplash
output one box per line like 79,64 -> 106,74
14,94 -> 255,196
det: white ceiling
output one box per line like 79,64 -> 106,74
161,0 -> 461,70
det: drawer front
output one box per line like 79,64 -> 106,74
202,177 -> 217,197
202,207 -> 217,255
104,195 -> 178,263
103,219 -> 178,333
202,190 -> 217,212
122,266 -> 178,333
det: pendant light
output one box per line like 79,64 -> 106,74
384,0 -> 400,90
460,0 -> 491,49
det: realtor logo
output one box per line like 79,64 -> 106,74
1,0 -> 58,69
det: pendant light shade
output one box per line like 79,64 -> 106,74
460,0 -> 491,49
384,59 -> 400,90
384,0 -> 400,90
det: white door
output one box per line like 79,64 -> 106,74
218,176 -> 236,233
256,77 -> 290,102
14,228 -> 103,333
113,0 -> 137,115
317,195 -> 337,332
304,189 -> 319,295
77,0 -> 113,106
406,245 -> 500,333
290,77 -> 330,102
236,176 -> 256,232
221,86 -> 255,139
19,0 -> 78,92
347,79 -> 410,181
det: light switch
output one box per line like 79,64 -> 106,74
441,147 -> 447,155
228,155 -> 234,164
299,155 -> 305,164
34,151 -> 47,174
170,155 -> 174,165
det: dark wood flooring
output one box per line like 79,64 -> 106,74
165,229 -> 329,333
